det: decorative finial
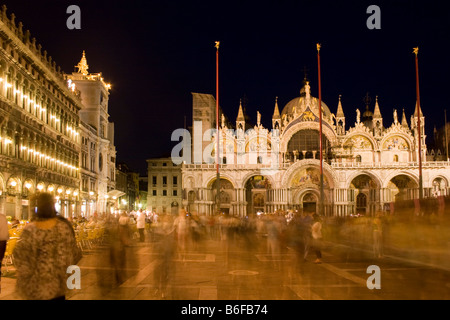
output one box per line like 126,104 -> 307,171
215,41 -> 220,50
339,94 -> 342,101
75,50 -> 89,75
316,43 -> 321,52
413,47 -> 419,56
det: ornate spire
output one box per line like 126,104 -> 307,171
373,95 -> 382,118
75,50 -> 89,75
414,101 -> 423,117
236,99 -> 245,121
272,96 -> 281,119
401,108 -> 408,127
336,94 -> 345,118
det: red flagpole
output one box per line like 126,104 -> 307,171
317,43 -> 324,216
215,41 -> 220,213
414,47 -> 423,200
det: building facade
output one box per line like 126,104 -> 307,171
147,157 -> 182,214
0,6 -> 117,219
180,80 -> 450,217
66,51 -> 117,216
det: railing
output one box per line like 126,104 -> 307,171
330,161 -> 450,169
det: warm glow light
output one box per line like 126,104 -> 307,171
10,180 -> 17,187
48,186 -> 54,192
57,188 -> 63,194
37,185 -> 44,191
89,191 -> 94,196
25,182 -> 32,189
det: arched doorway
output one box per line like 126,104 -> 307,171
245,175 -> 271,215
210,178 -> 234,214
387,174 -> 418,201
302,192 -> 317,213
350,174 -> 378,215
356,193 -> 367,215
171,201 -> 179,215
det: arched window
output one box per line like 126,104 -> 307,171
393,155 -> 399,162
355,155 -> 362,162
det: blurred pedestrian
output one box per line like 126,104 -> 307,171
118,212 -> 131,246
173,209 -> 189,259
13,192 -> 82,300
154,214 -> 176,298
373,212 -> 384,258
302,211 -> 314,261
0,213 -> 9,285
136,209 -> 146,242
311,214 -> 323,264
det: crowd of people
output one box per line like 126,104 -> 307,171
5,196 -> 448,300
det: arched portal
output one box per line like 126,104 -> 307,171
245,175 -> 272,215
302,192 -> 318,213
209,178 -> 234,214
350,174 -> 379,215
387,174 -> 418,201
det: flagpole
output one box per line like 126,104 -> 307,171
317,43 -> 324,216
413,47 -> 423,200
445,109 -> 449,161
215,41 -> 221,214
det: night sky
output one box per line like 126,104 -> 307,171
4,0 -> 450,175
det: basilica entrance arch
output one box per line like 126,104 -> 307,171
349,173 -> 380,216
302,192 -> 318,213
386,174 -> 418,202
209,178 -> 235,214
244,175 -> 272,214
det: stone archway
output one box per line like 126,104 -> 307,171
244,175 -> 272,215
387,174 -> 419,201
349,173 -> 379,215
302,192 -> 318,213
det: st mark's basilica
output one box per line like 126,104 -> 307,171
178,80 -> 450,217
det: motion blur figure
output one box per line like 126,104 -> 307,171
372,212 -> 384,258
13,192 -> 82,300
265,214 -> 283,270
153,214 -> 176,299
173,209 -> 189,260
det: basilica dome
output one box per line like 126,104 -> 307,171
280,81 -> 333,119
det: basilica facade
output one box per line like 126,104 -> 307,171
180,80 -> 450,217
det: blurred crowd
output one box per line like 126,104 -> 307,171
3,196 -> 450,299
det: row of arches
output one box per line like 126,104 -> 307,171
183,167 -> 449,216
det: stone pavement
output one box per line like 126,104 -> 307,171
0,220 -> 450,301
2,223 -> 450,301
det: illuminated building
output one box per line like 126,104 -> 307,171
180,80 -> 450,216
0,6 -> 117,218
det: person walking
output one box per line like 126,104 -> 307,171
136,209 -> 146,243
302,211 -> 314,261
311,214 -> 323,264
372,212 -> 384,258
13,192 -> 82,300
0,213 -> 9,287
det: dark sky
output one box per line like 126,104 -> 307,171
4,0 -> 450,175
